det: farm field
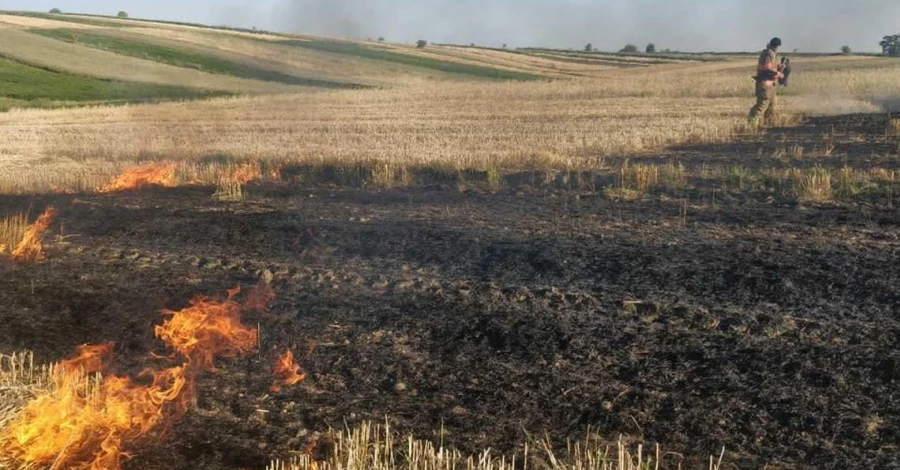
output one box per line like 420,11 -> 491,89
1,9 -> 900,470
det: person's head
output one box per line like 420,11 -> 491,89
768,37 -> 782,51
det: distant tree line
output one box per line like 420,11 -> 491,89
581,43 -> 663,54
882,35 -> 900,56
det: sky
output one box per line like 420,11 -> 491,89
2,0 -> 899,52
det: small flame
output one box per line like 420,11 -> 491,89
228,161 -> 263,185
0,287 -> 263,470
271,349 -> 306,393
155,287 -> 258,370
99,162 -> 178,193
11,206 -> 56,263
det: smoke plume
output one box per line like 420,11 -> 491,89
260,0 -> 900,52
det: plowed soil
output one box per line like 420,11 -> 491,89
1,113 -> 899,470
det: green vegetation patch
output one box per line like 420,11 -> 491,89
0,55 -> 224,110
281,39 -> 543,81
30,29 -> 365,89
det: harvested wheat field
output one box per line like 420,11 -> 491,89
1,7 -> 900,470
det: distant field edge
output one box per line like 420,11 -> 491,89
26,28 -> 369,90
281,39 -> 545,81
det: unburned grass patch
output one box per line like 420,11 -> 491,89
281,39 -> 542,80
267,420 -> 726,470
888,117 -> 900,136
0,212 -> 28,254
29,29 -> 365,89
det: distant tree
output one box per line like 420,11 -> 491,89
378,36 -> 385,42
645,43 -> 656,54
881,34 -> 900,56
49,7 -> 62,14
841,45 -> 852,54
502,43 -> 507,49
584,43 -> 593,52
117,11 -> 128,18
619,44 -> 639,53
416,39 -> 427,49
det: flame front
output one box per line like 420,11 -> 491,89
271,349 -> 306,393
0,288 -> 261,470
99,162 -> 179,193
11,206 -> 56,263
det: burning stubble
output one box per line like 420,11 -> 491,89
0,288 -> 261,470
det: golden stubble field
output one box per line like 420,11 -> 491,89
1,54 -> 898,195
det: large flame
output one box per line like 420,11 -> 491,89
11,206 -> 56,263
0,288 -> 262,470
270,349 -> 306,393
99,162 -> 179,193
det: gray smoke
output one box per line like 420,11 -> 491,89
255,0 -> 900,52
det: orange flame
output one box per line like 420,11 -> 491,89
228,161 -> 263,185
271,349 -> 306,393
155,287 -> 258,370
0,287 -> 262,470
58,342 -> 115,375
99,162 -> 178,193
11,206 -> 56,263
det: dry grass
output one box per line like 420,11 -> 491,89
0,77 -> 751,194
0,212 -> 27,255
212,178 -> 245,201
793,167 -> 833,202
266,420 -> 725,470
0,352 -> 51,433
0,13 -> 100,29
888,117 -> 900,136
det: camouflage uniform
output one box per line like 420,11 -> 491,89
748,48 -> 779,124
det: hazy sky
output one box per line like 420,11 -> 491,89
3,0 -> 899,52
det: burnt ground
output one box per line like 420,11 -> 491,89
1,113 -> 899,469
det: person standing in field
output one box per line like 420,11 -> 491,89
748,37 -> 785,126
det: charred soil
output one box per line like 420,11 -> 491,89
1,113 -> 899,470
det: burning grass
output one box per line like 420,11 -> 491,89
270,349 -> 305,393
0,207 -> 56,263
98,162 -> 179,193
0,288 -> 260,470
